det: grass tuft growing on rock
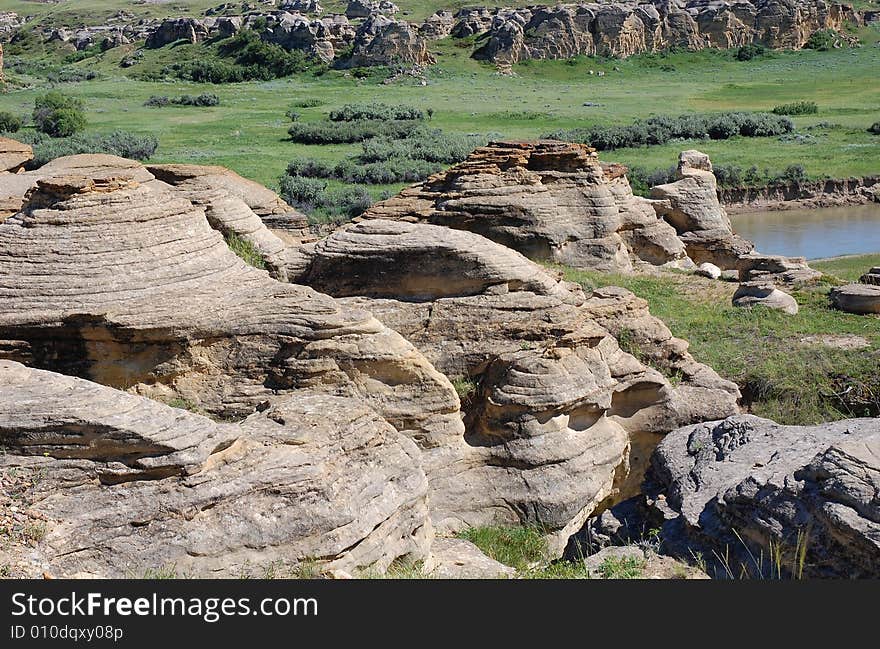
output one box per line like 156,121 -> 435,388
457,526 -> 548,573
224,232 -> 266,270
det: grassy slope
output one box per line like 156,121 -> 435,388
1,27 -> 878,189
561,255 -> 880,426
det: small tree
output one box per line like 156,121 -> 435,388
0,111 -> 23,133
33,92 -> 87,137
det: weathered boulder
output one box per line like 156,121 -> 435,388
737,251 -> 823,285
732,281 -> 799,314
361,140 -> 688,272
147,163 -> 311,236
348,15 -> 435,67
0,136 -> 33,173
294,218 -> 740,552
859,266 -> 880,285
429,538 -> 516,578
0,360 -> 431,578
263,12 -> 355,62
419,10 -> 455,40
646,415 -> 880,578
695,262 -> 722,280
146,163 -> 312,280
830,283 -> 880,314
145,17 -> 209,48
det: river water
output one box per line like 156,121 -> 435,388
729,204 -> 880,260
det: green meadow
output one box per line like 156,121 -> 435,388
1,22 -> 878,191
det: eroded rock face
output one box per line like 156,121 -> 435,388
651,149 -> 754,269
348,15 -> 435,67
145,17 -> 209,47
0,136 -> 32,173
467,1 -> 860,63
147,163 -> 312,280
830,283 -> 880,314
293,218 -> 740,551
0,360 -> 431,578
0,162 -> 463,453
647,415 -> 880,578
361,140 -> 688,272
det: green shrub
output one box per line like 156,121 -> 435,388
0,112 -> 23,133
286,119 -> 422,144
146,94 -> 220,107
290,98 -> 324,108
278,175 -> 374,224
545,112 -> 793,151
329,102 -> 425,122
33,92 -> 87,138
804,29 -> 839,51
735,44 -> 768,61
772,101 -> 818,116
30,131 -> 158,167
224,232 -> 266,270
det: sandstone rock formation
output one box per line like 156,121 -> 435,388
0,360 -> 431,578
0,136 -> 32,174
146,17 -> 209,48
0,162 -> 463,454
348,15 -> 435,68
291,217 -> 740,551
646,415 -> 880,578
737,251 -> 823,285
466,1 -> 861,64
361,140 -> 688,272
861,266 -> 880,285
651,149 -> 754,269
830,283 -> 880,314
429,538 -> 516,578
346,0 -> 400,19
732,281 -> 799,314
263,12 -> 356,62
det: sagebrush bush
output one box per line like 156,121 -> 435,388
329,102 -> 425,122
278,175 -> 374,224
287,119 -> 422,144
772,101 -> 818,116
33,92 -> 87,138
735,44 -> 767,61
146,94 -> 220,107
0,112 -> 23,133
30,131 -> 159,167
545,112 -> 793,151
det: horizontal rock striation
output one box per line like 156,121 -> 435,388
0,158 -> 463,452
293,218 -> 740,551
0,360 -> 431,578
361,140 -> 688,272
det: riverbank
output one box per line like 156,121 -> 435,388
721,176 -> 880,214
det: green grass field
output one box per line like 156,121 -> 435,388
1,24 -> 878,191
561,254 -> 880,426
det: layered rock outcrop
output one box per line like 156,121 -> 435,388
0,360 -> 431,578
0,163 -> 463,452
646,415 -> 880,578
0,136 -> 32,174
467,1 -> 861,64
347,15 -> 435,67
292,218 -> 740,550
361,140 -> 688,272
